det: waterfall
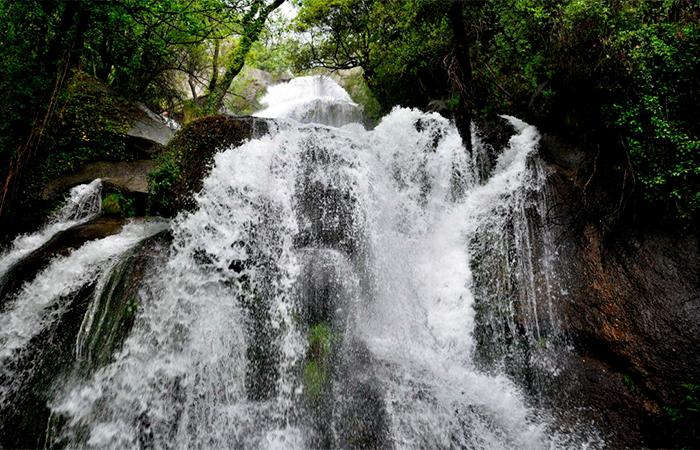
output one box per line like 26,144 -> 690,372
255,75 -> 362,127
0,76 -> 602,449
0,179 -> 103,278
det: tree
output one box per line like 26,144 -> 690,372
292,0 -> 454,111
204,0 -> 286,114
0,0 -> 286,240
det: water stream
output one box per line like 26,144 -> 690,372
0,76 -> 601,449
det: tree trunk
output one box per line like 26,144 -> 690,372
449,0 -> 472,153
207,39 -> 220,93
204,0 -> 285,115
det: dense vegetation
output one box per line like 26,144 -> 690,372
0,0 -> 698,238
0,0 -> 285,240
291,0 -> 700,227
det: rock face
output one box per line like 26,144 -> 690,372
41,104 -> 173,204
42,160 -> 154,201
126,104 -> 176,149
537,131 -> 700,447
0,216 -> 127,309
0,229 -> 171,450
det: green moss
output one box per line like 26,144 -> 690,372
303,360 -> 326,399
623,374 -> 641,396
44,72 -> 141,179
102,193 -> 134,216
147,116 -> 265,216
120,298 -> 138,321
308,323 -> 335,360
302,323 -> 339,400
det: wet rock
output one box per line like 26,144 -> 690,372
0,231 -> 171,449
241,289 -> 281,402
0,281 -> 97,450
295,181 -> 361,258
126,104 -> 176,150
336,379 -> 392,450
535,136 -> 700,447
0,216 -> 126,308
42,159 -> 154,202
149,115 -> 270,216
296,248 -> 358,331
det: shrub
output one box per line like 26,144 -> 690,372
102,193 -> 134,216
665,384 -> 700,447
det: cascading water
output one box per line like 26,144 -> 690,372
0,179 -> 103,278
0,75 -> 602,449
255,75 -> 362,127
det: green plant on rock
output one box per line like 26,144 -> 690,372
303,322 -> 338,400
102,193 -> 134,216
303,360 -> 326,400
43,72 -> 140,179
622,374 -> 641,396
148,149 -> 182,212
121,298 -> 138,321
665,384 -> 700,448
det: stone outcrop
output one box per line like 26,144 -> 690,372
537,131 -> 700,447
42,160 -> 154,201
0,216 -> 127,308
0,230 -> 171,450
149,115 -> 270,216
126,104 -> 176,150
42,104 -> 174,204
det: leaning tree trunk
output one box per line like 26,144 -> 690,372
449,0 -> 473,153
204,0 -> 285,115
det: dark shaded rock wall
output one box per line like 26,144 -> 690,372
0,228 -> 171,449
539,131 -> 700,447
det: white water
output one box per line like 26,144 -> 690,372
0,179 -> 103,278
255,75 -> 362,127
19,76 -> 602,448
0,218 -> 169,409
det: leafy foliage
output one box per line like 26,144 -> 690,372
148,148 -> 183,212
102,192 -> 135,217
291,0 -> 452,110
0,0 -> 287,240
44,73 -> 138,178
293,0 -> 700,225
665,384 -> 700,448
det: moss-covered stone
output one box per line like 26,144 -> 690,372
102,193 -> 125,215
303,323 -> 338,400
148,115 -> 270,216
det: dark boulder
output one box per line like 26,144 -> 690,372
0,216 -> 126,309
0,230 -> 171,450
536,131 -> 700,447
42,160 -> 154,203
148,115 -> 270,216
296,248 -> 358,332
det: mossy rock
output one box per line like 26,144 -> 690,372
303,323 -> 339,401
148,115 -> 270,216
101,192 -> 134,216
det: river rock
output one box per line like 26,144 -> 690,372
0,216 -> 126,308
126,104 -> 176,150
42,160 -> 154,202
0,230 -> 171,450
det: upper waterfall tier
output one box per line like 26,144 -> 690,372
254,75 -> 362,127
